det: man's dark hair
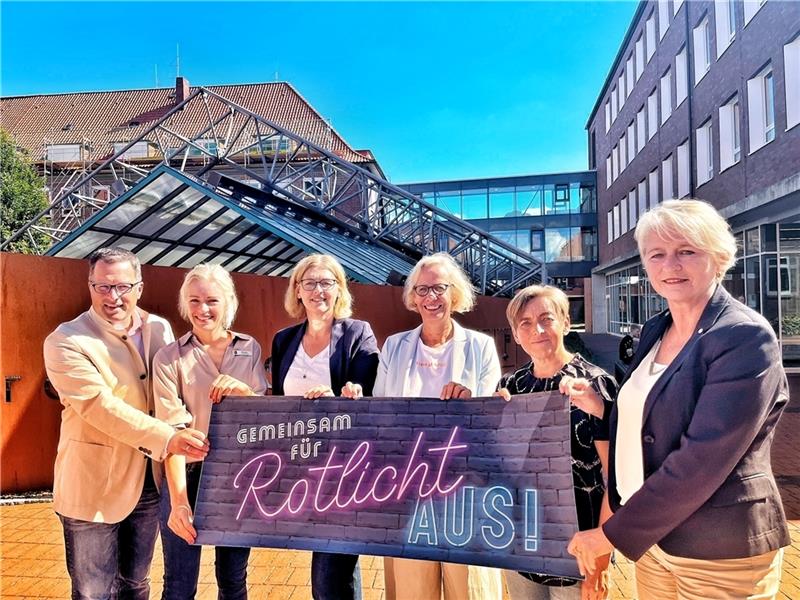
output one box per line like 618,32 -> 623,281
88,247 -> 142,279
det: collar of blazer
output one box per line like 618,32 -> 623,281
621,283 -> 732,424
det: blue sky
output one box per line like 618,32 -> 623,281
1,1 -> 637,184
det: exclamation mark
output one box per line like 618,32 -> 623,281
524,489 -> 538,552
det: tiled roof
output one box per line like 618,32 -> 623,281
0,79 -> 368,163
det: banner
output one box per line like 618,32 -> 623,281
193,393 -> 580,578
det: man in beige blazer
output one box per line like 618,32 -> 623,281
43,247 -> 209,600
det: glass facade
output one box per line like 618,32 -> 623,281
401,172 -> 598,277
603,223 -> 800,367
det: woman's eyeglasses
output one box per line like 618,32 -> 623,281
300,279 -> 337,291
413,283 -> 450,297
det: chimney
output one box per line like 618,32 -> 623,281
175,76 -> 190,104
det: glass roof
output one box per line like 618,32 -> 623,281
48,165 -> 415,283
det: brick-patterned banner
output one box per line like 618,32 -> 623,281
193,392 -> 580,578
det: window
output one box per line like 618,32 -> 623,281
674,0 -> 684,16
661,69 -> 672,124
638,180 -> 648,215
677,140 -> 690,198
607,210 -> 614,243
45,144 -> 81,162
785,36 -> 800,130
696,120 -> 714,185
715,0 -> 736,57
693,17 -> 712,84
648,90 -> 658,139
719,95 -> 741,170
629,189 -> 638,229
620,196 -> 629,234
555,184 -> 570,203
611,87 -> 619,121
113,141 -> 151,159
637,107 -> 647,151
613,204 -> 621,240
612,145 -> 619,180
606,155 -> 613,188
662,154 -> 674,200
626,56 -> 634,96
649,168 -> 660,207
618,73 -> 626,108
627,123 -> 636,160
659,0 -> 670,39
747,65 -> 776,152
620,134 -> 628,171
674,47 -> 688,106
646,16 -> 657,64
531,230 -> 544,252
636,36 -> 645,79
605,101 -> 612,132
744,0 -> 766,26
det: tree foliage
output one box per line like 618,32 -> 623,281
0,128 -> 50,254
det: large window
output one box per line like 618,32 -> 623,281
46,144 -> 81,162
676,46 -> 688,105
619,134 -> 627,172
618,74 -> 626,109
628,189 -> 638,229
611,86 -> 619,121
693,16 -> 712,84
785,36 -> 800,130
637,107 -> 647,152
607,210 -> 614,244
488,188 -> 514,218
648,89 -> 658,140
649,168 -> 660,207
462,189 -> 487,219
606,266 -> 667,335
626,56 -> 634,98
747,65 -> 776,153
638,179 -> 648,216
658,0 -> 670,39
627,122 -> 636,161
636,36 -> 645,80
518,185 -> 543,216
677,140 -> 690,198
662,154 -> 674,200
715,0 -> 736,57
719,95 -> 741,170
696,120 -> 714,186
612,145 -> 619,180
646,13 -> 657,61
605,102 -> 612,133
661,69 -> 672,124
606,155 -> 612,189
744,0 -> 766,26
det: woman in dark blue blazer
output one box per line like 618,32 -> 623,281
564,200 -> 790,599
271,254 -> 379,600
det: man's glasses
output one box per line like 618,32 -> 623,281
89,281 -> 141,296
300,279 -> 337,292
413,283 -> 450,297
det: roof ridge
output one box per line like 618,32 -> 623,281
0,81 -> 289,101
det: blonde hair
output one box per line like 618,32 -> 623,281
402,253 -> 476,313
284,254 -> 353,320
179,264 -> 239,329
635,199 -> 737,281
506,285 -> 570,331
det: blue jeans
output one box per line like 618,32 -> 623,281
312,552 -> 362,600
59,474 -> 160,600
160,462 -> 250,600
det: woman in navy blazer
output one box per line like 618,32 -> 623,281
565,200 -> 789,599
271,254 -> 379,600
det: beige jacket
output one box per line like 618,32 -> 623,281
43,307 -> 176,523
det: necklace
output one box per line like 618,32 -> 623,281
648,337 -> 667,376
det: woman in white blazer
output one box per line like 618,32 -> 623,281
376,252 -> 502,600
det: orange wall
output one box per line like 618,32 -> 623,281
0,252 -> 521,493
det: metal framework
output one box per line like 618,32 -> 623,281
3,87 -> 545,295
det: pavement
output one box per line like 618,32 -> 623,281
1,333 -> 798,599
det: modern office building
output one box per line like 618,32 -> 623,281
401,171 -> 598,325
586,0 -> 800,368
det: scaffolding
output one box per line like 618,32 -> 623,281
2,87 -> 545,296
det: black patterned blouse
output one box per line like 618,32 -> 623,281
500,353 -> 618,587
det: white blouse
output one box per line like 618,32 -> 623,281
283,344 -> 332,396
615,339 -> 667,505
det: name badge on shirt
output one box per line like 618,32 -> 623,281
233,350 -> 252,357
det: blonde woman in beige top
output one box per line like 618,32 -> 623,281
152,264 -> 267,600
